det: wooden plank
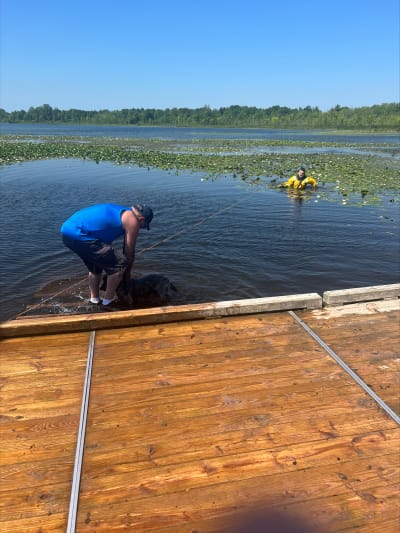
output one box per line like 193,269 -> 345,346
298,308 -> 400,415
299,308 -> 400,330
85,315 -> 339,417
302,298 -> 400,320
77,433 -> 400,504
83,390 -> 387,444
81,402 -> 396,465
81,411 -> 399,479
89,313 -> 301,357
323,284 -> 400,306
0,332 -> 90,532
75,454 -> 400,531
1,414 -> 82,464
88,352 -> 344,400
92,311 -> 298,344
89,311 -> 313,366
0,482 -> 72,522
0,293 -> 322,338
1,452 -> 74,493
0,333 -> 91,414
0,513 -> 68,533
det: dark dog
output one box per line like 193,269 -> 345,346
101,273 -> 177,308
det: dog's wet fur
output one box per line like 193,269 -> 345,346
101,273 -> 177,308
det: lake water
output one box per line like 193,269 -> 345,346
1,151 -> 399,321
1,122 -> 399,144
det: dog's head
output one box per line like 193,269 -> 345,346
127,274 -> 177,307
140,275 -> 177,302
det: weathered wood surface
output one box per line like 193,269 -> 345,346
323,283 -> 400,306
0,332 -> 90,532
298,300 -> 400,416
0,293 -> 322,338
1,305 -> 399,532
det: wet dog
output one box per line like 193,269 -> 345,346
101,273 -> 177,308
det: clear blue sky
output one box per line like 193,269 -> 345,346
0,0 -> 398,112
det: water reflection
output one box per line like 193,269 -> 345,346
286,189 -> 312,206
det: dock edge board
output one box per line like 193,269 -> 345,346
2,284 -> 400,338
323,283 -> 400,306
0,293 -> 322,338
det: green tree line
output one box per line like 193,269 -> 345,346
0,103 -> 398,130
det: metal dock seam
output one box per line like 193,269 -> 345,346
67,330 -> 96,533
288,310 -> 400,425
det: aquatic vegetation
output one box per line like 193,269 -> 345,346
0,135 -> 399,206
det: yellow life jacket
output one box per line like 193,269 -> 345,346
283,175 -> 318,189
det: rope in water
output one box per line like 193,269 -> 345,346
15,200 -> 241,318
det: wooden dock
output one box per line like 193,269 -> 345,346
1,286 -> 399,532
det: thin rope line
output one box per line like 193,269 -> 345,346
288,310 -> 400,425
67,330 -> 96,533
138,199 -> 241,254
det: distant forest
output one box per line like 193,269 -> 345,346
0,103 -> 399,130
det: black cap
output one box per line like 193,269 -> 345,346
136,204 -> 153,230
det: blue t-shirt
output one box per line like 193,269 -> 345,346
61,204 -> 131,243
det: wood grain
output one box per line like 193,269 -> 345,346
0,332 -> 90,531
1,304 -> 399,532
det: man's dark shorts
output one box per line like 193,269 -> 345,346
62,235 -> 127,275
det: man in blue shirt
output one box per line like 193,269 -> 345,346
61,203 -> 153,307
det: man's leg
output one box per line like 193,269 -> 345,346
62,236 -> 103,304
88,272 -> 102,301
103,270 -> 124,302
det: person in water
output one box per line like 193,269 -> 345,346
280,167 -> 318,190
61,203 -> 153,307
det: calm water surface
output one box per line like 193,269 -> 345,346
1,158 -> 399,321
1,123 -> 399,144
